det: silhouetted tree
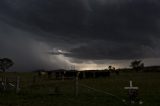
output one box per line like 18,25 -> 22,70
130,60 -> 144,72
0,58 -> 14,72
108,66 -> 112,70
108,65 -> 115,71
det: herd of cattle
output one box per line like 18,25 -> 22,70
36,69 -> 119,80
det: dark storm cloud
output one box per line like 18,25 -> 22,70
66,40 -> 160,60
1,0 -> 160,62
0,21 -> 54,71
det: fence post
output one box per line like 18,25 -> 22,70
75,71 -> 79,96
3,76 -> 7,91
16,76 -> 20,93
62,71 -> 65,81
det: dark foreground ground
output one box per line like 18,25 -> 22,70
0,72 -> 160,106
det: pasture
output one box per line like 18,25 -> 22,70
0,72 -> 160,106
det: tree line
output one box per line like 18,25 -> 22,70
0,57 -> 145,72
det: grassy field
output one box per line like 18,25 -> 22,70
0,72 -> 160,106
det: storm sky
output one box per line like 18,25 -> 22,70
1,0 -> 160,71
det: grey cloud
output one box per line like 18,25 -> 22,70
0,0 -> 160,68
66,40 -> 159,60
1,0 -> 160,41
0,21 -> 71,71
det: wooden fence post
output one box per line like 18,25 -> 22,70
3,76 -> 7,91
75,71 -> 79,96
16,76 -> 20,93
